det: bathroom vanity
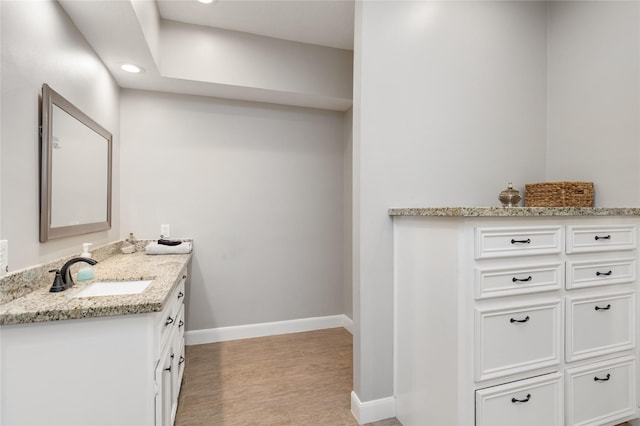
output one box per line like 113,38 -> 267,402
0,248 -> 190,426
390,207 -> 640,426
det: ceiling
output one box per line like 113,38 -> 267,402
58,0 -> 354,110
157,0 -> 355,50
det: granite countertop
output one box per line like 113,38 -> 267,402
389,207 -> 640,217
0,251 -> 191,326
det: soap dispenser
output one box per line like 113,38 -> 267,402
77,243 -> 95,281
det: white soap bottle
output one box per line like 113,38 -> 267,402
77,243 -> 95,281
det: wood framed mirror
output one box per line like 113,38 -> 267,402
40,84 -> 112,242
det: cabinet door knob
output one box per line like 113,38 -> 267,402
165,317 -> 174,326
179,320 -> 184,328
179,356 -> 185,365
512,276 -> 532,283
510,238 -> 531,244
594,304 -> 611,311
510,316 -> 530,323
177,291 -> 184,299
596,270 -> 612,276
164,365 -> 172,372
594,373 -> 611,382
594,235 -> 611,241
511,394 -> 531,403
182,274 -> 187,279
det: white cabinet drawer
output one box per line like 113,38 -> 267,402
475,300 -> 562,381
475,226 -> 563,259
566,225 -> 636,253
566,291 -> 636,362
176,336 -> 186,400
475,262 -> 563,299
476,372 -> 563,426
157,277 -> 186,351
176,304 -> 185,340
565,356 -> 636,426
566,258 -> 636,289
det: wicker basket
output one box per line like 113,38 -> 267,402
525,181 -> 594,207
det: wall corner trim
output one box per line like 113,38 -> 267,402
342,314 -> 354,334
350,391 -> 396,425
185,314 -> 351,345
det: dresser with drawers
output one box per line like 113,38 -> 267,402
391,208 -> 640,426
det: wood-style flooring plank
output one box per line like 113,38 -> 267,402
175,327 -> 400,426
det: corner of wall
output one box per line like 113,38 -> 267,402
350,391 -> 396,425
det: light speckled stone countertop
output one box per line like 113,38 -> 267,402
0,251 -> 191,326
389,207 -> 640,217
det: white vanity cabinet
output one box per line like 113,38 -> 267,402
393,214 -> 639,426
0,268 -> 188,426
155,275 -> 187,426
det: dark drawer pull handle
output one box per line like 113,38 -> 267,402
164,365 -> 172,372
596,270 -> 612,276
182,274 -> 187,279
511,394 -> 531,403
510,316 -> 530,323
177,291 -> 184,299
179,320 -> 184,328
179,356 -> 185,365
165,317 -> 174,326
595,304 -> 611,311
512,276 -> 532,283
594,373 -> 611,382
511,238 -> 531,244
595,235 -> 611,241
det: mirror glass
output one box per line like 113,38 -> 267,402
40,84 -> 112,242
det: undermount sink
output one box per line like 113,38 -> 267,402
72,280 -> 153,298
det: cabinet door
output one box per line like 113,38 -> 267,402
155,341 -> 174,426
566,291 -> 635,362
170,305 -> 185,424
169,343 -> 179,426
177,337 -> 186,400
476,372 -> 563,426
475,300 -> 562,381
565,356 -> 636,426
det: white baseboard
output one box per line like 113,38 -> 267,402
342,314 -> 354,334
185,314 -> 353,345
350,391 -> 396,425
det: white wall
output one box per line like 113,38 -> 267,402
0,0 -> 3,241
0,0 -> 120,270
353,0 -> 548,402
547,1 -> 640,205
161,20 -> 353,102
343,107 -> 353,319
120,89 -> 349,330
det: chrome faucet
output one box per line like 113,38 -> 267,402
49,257 -> 98,292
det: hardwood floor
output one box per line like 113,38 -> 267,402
175,327 -> 401,426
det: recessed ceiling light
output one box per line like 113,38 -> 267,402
198,0 -> 215,4
120,63 -> 144,74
